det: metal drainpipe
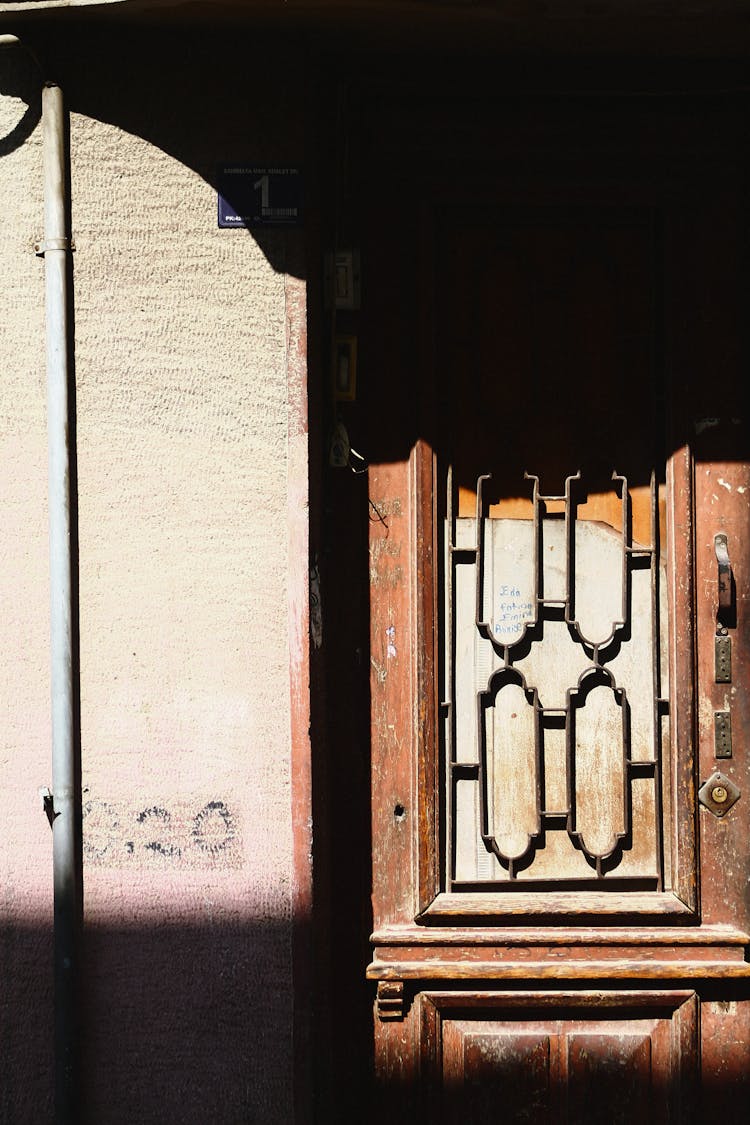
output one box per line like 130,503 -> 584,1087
0,35 -> 79,1124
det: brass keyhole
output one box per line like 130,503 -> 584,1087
698,771 -> 740,818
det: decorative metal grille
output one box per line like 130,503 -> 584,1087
443,470 -> 669,890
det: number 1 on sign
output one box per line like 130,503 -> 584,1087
253,174 -> 270,212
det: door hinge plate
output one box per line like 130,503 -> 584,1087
715,634 -> 732,683
714,711 -> 732,759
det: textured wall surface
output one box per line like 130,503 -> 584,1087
0,50 -> 54,1125
1,30 -> 306,1123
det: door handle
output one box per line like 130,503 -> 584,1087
715,533 -> 733,621
714,534 -> 734,683
713,534 -> 736,756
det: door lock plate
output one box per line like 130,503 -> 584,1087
698,771 -> 740,818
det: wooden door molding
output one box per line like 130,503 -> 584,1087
414,441 -> 698,923
420,990 -> 700,1124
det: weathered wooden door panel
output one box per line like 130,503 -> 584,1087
355,82 -> 750,1122
422,991 -> 698,1125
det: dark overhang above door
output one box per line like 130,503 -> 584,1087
2,0 -> 750,58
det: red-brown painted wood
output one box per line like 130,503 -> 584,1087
344,61 -> 750,1122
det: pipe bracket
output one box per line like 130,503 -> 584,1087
34,238 -> 75,256
39,786 -> 56,827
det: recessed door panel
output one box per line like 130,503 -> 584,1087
423,991 -> 698,1125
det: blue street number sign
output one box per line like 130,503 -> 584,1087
218,166 -> 302,228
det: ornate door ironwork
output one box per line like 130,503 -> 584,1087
445,470 -> 668,890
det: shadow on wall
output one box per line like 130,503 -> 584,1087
4,918 -> 750,1124
0,51 -> 40,155
0,23 -> 307,277
0,917 -> 299,1124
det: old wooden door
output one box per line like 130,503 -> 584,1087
354,74 -> 750,1123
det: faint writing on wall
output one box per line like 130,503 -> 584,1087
82,798 -> 241,868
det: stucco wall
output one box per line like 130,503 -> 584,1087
0,29 -> 306,1123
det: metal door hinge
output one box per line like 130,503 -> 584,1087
714,711 -> 732,759
715,634 -> 732,683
